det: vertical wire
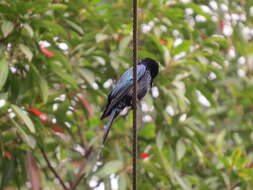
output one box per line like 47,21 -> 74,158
132,0 -> 138,188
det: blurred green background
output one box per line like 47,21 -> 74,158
1,0 -> 253,189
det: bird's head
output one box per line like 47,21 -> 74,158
139,58 -> 159,79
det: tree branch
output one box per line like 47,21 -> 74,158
70,146 -> 93,190
39,147 -> 69,190
77,93 -> 95,117
70,171 -> 86,190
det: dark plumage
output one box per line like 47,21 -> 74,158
101,58 -> 159,143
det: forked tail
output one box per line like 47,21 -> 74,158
103,108 -> 120,144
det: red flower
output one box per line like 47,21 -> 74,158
27,108 -> 44,116
160,39 -> 166,45
27,108 -> 48,122
141,152 -> 149,160
40,47 -> 54,57
218,20 -> 224,32
3,152 -> 12,160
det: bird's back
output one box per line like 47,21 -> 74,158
101,64 -> 147,119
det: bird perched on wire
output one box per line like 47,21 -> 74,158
101,58 -> 159,144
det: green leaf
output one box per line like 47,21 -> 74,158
39,77 -> 48,103
156,130 -> 165,151
231,148 -> 242,165
172,41 -> 192,55
176,139 -> 186,161
38,20 -> 66,36
174,171 -> 193,190
0,57 -> 8,90
165,8 -> 184,20
65,20 -> 84,35
119,36 -> 131,56
96,160 -> 123,177
0,92 -> 8,100
23,23 -> 34,37
11,119 -> 36,149
148,34 -> 164,55
50,64 -> 78,89
54,52 -> 72,72
19,44 -> 33,61
84,150 -> 101,176
79,68 -> 95,86
1,157 -> 15,189
187,3 -> 211,20
1,20 -> 14,38
139,123 -> 155,139
193,145 -> 204,161
29,64 -> 49,103
118,174 -> 127,190
49,3 -> 68,11
11,105 -> 36,133
158,147 -> 173,176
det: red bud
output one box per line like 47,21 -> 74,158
160,40 -> 166,45
3,152 -> 12,160
40,47 -> 54,57
141,152 -> 149,160
218,20 -> 224,32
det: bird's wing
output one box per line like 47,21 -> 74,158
110,64 -> 146,98
101,64 -> 146,118
110,64 -> 146,101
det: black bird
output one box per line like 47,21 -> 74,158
101,58 -> 159,143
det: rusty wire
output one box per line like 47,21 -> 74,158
132,0 -> 138,188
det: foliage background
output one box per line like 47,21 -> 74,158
1,0 -> 253,189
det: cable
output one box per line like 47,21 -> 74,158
132,0 -> 138,189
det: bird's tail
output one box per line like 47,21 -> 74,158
103,108 -> 120,144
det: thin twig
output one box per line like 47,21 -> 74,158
70,159 -> 86,190
71,107 -> 87,150
70,146 -> 93,190
39,147 -> 69,190
63,89 -> 94,190
70,171 -> 86,190
77,94 -> 95,117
